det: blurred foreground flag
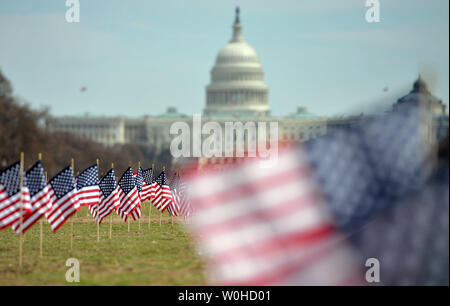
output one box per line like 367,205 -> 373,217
185,147 -> 363,286
303,104 -> 449,285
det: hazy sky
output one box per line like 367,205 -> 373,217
0,0 -> 448,117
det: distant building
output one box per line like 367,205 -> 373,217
393,75 -> 448,143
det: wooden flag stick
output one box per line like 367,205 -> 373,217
19,152 -> 24,268
110,162 -> 114,239
70,158 -> 74,252
96,159 -> 100,242
38,153 -> 43,258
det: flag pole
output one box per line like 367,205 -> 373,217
70,158 -> 74,252
38,153 -> 43,258
96,159 -> 100,242
18,152 -> 24,268
138,161 -> 141,232
110,162 -> 114,239
149,163 -> 154,229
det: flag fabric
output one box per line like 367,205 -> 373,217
116,167 -> 140,222
150,174 -> 158,202
12,161 -> 52,234
130,167 -> 144,221
178,174 -> 193,219
304,104 -> 448,285
76,164 -> 100,207
96,169 -> 120,224
141,168 -> 153,202
0,161 -> 32,230
304,104 -> 431,231
88,203 -> 98,220
183,104 -> 447,285
152,171 -> 172,213
185,147 -> 362,286
167,173 -> 181,217
45,166 -> 80,232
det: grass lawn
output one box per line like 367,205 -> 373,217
0,204 -> 206,285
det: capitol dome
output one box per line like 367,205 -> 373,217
204,7 -> 270,117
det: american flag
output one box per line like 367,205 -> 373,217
141,168 -> 153,202
167,173 -> 181,217
45,165 -> 80,232
185,104 -> 448,285
76,164 -> 100,207
152,171 -> 172,212
96,169 -> 120,224
303,104 -> 448,285
185,147 -> 362,285
12,161 -> 52,235
0,161 -> 32,230
130,167 -> 144,221
116,167 -> 140,222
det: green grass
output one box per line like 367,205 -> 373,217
0,205 -> 206,285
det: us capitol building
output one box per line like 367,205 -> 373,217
48,8 -> 448,165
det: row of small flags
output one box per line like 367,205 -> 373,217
0,160 -> 192,235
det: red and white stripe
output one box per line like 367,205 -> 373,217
78,185 -> 100,207
185,146 -> 363,286
129,172 -> 142,220
130,201 -> 141,221
45,186 -> 80,232
179,193 -> 192,219
152,183 -> 172,212
96,186 -> 120,224
89,204 -> 98,219
0,184 -> 32,230
168,189 -> 181,217
12,184 -> 52,234
116,186 -> 140,222
141,181 -> 151,202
